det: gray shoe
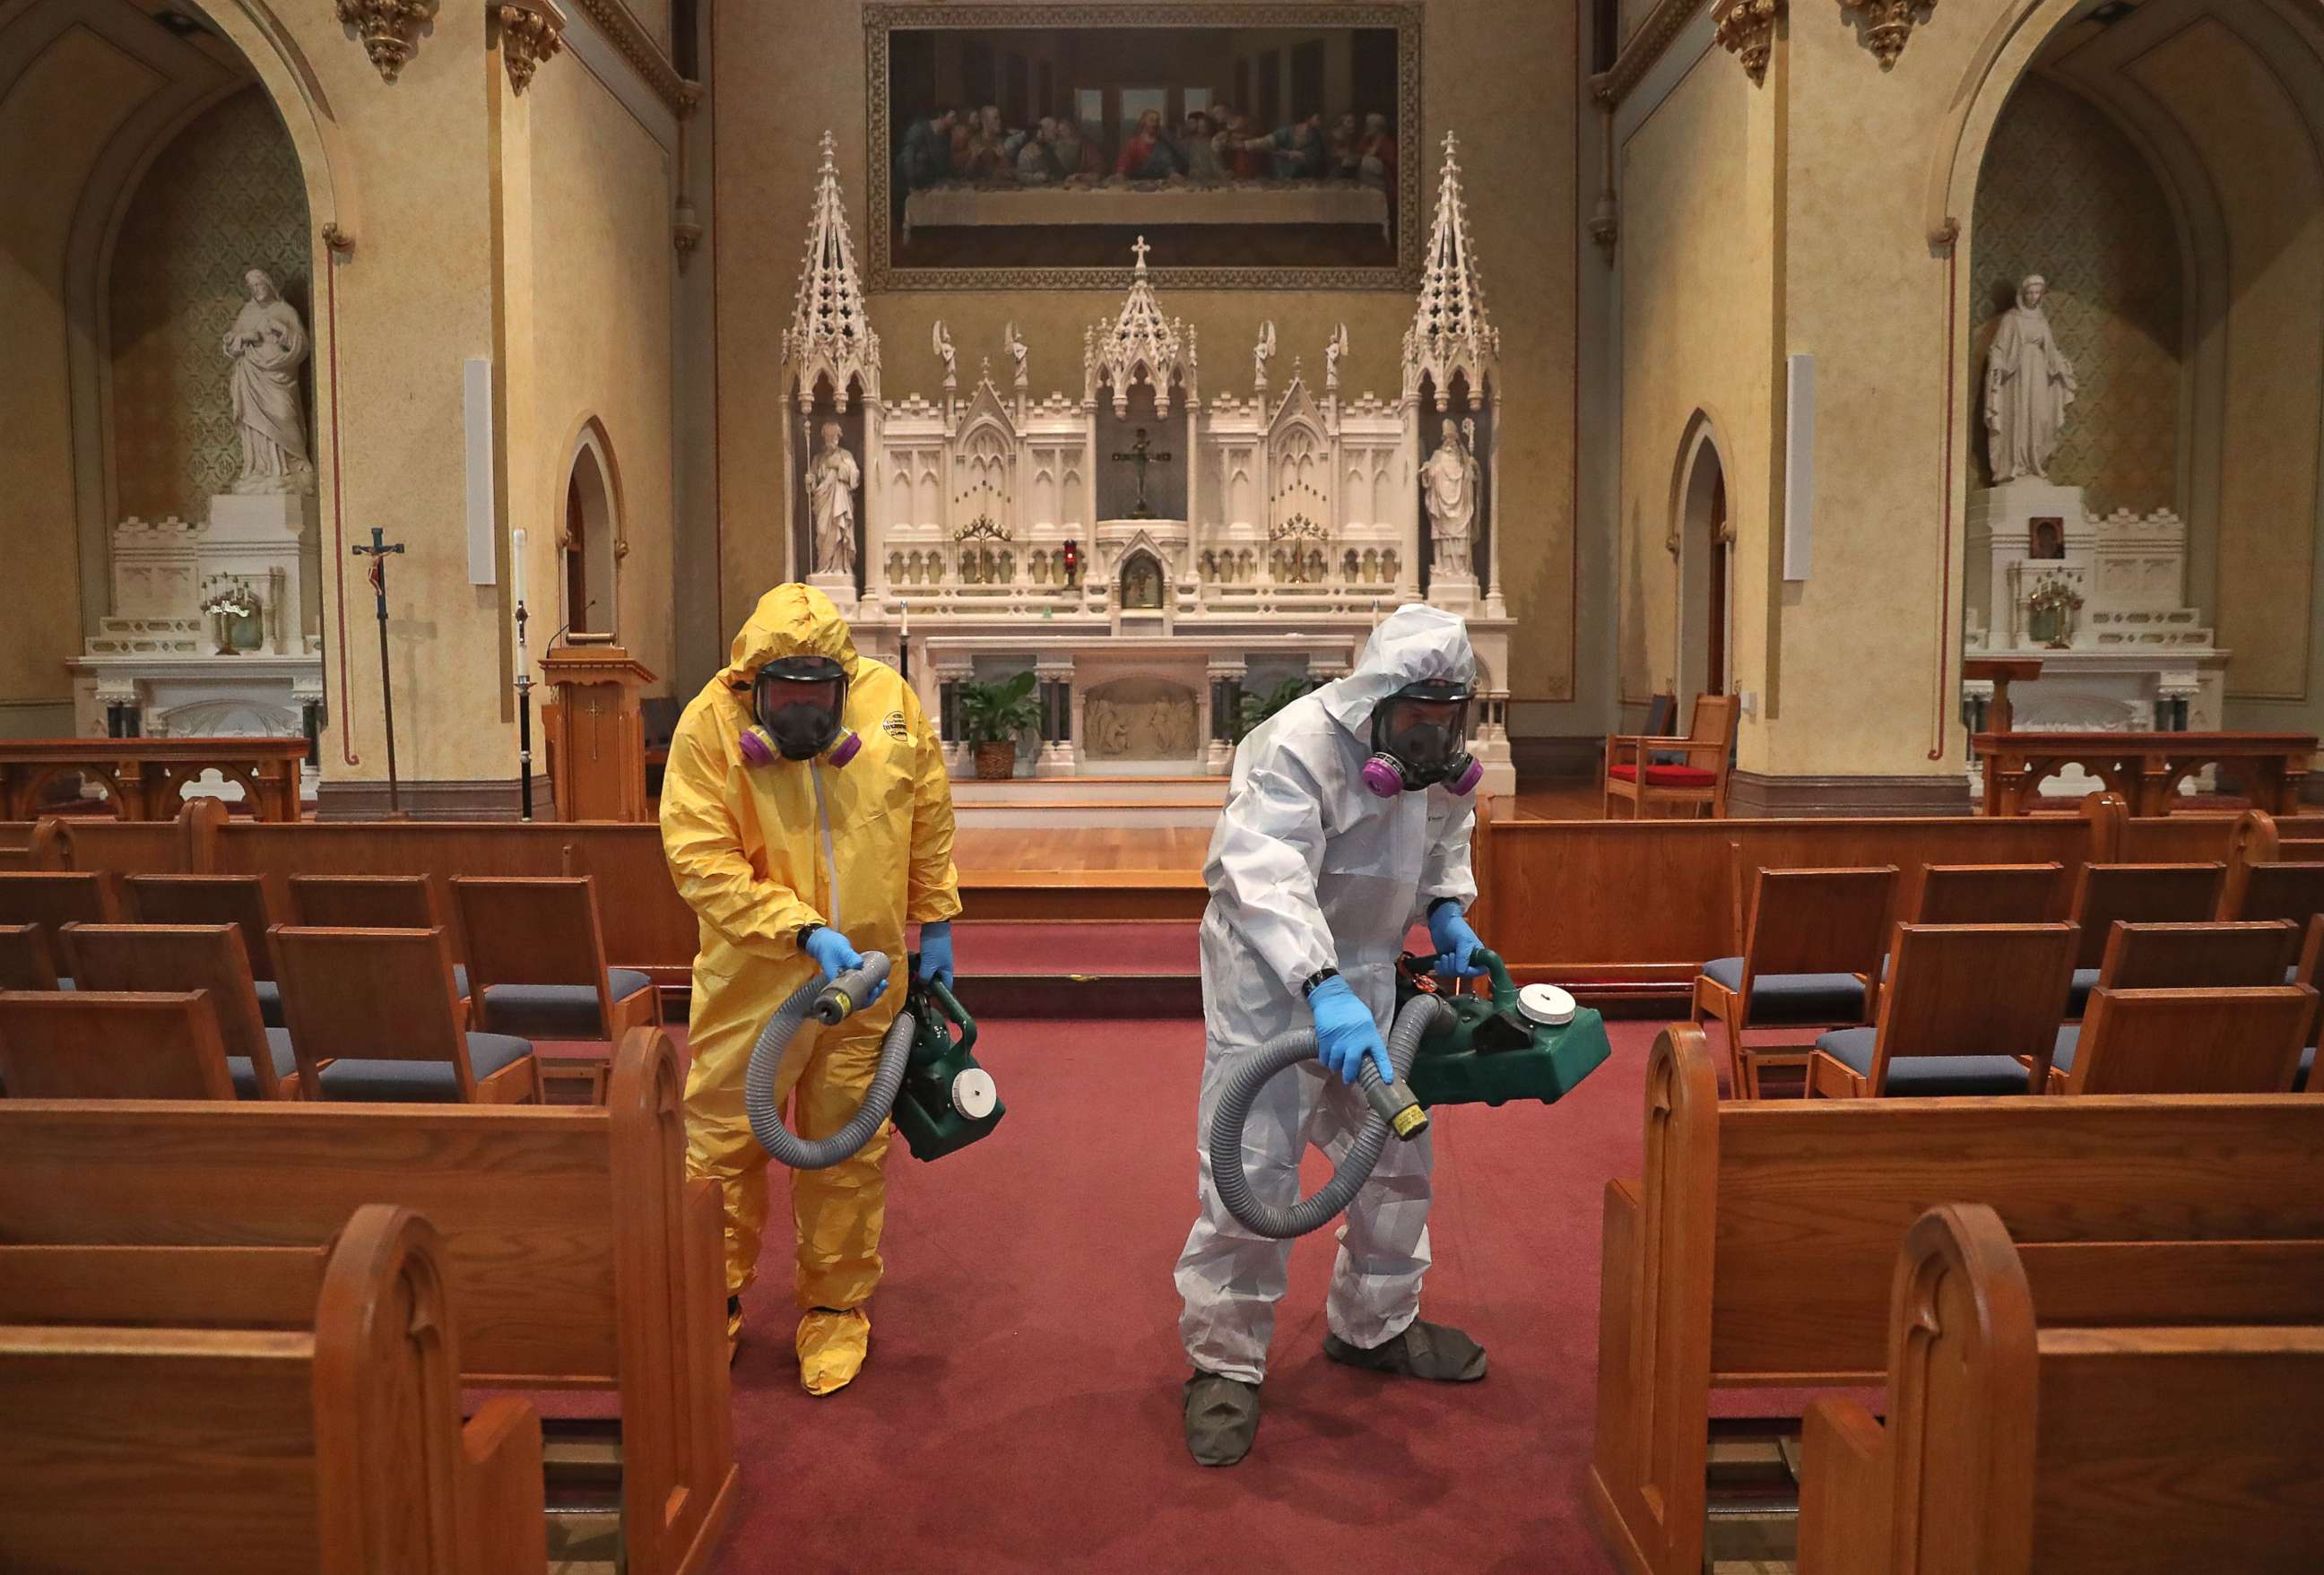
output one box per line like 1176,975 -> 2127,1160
1183,1371 -> 1262,1467
1322,1320 -> 1488,1381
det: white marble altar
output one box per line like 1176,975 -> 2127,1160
779,131 -> 1518,793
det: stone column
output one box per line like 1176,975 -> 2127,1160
935,660 -> 972,778
97,678 -> 142,740
1206,654 -> 1246,775
1036,658 -> 1076,775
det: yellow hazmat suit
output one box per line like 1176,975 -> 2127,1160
661,584 -> 960,1328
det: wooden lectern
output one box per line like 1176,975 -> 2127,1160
540,641 -> 658,821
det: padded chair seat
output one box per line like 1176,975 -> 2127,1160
2052,1022 -> 2081,1073
1815,1025 -> 2036,1096
475,969 -> 653,1037
315,1032 -> 533,1102
1700,956 -> 1870,1026
2297,1046 -> 2312,1094
1607,763 -> 1717,787
228,1026 -> 304,1101
2065,965 -> 2101,1017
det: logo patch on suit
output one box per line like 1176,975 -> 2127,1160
882,710 -> 909,740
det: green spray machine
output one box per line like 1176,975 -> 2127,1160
1395,948 -> 1610,1110
890,961 -> 1005,1161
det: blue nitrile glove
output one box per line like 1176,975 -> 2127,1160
1308,974 -> 1393,1086
916,921 -> 955,987
802,925 -> 889,1004
1428,904 -> 1487,979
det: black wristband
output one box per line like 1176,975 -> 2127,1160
796,922 -> 825,946
1426,896 -> 1462,918
1301,966 -> 1340,999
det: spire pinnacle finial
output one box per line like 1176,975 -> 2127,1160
784,127 -> 880,407
1401,130 -> 1499,406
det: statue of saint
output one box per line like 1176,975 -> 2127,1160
222,268 -> 314,495
806,420 -> 860,576
1984,274 -> 2077,483
1421,419 -> 1480,577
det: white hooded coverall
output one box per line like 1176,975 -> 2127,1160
1174,603 -> 1479,1383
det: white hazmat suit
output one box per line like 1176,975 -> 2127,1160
1175,604 -> 1479,1382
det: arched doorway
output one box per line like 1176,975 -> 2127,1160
562,424 -> 620,637
1672,416 -> 1732,706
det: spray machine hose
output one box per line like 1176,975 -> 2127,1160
745,949 -> 917,1171
1208,991 -> 1450,1241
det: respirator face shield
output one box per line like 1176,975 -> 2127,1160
1362,678 -> 1482,797
746,654 -> 854,764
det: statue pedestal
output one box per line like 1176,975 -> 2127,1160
1428,566 -> 1479,614
806,570 -> 858,616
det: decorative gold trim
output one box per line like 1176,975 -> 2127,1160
568,0 -> 697,116
863,2 -> 1424,294
1713,0 -> 1782,84
334,0 -> 439,83
494,0 -> 566,94
1842,0 -> 1933,69
1595,0 -> 1709,107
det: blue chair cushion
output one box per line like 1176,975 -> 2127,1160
1816,1025 -> 2035,1096
1701,956 -> 1870,1026
316,1032 -> 533,1102
2051,1023 -> 2081,1073
2065,966 -> 2101,1018
2298,1046 -> 2312,1094
476,969 -> 653,1038
228,1026 -> 304,1101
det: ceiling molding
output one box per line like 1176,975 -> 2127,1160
1598,0 -> 1712,106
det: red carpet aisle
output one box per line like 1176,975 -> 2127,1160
710,1015 -> 1668,1575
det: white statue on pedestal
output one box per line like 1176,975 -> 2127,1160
1422,418 -> 1479,577
1984,273 -> 2077,483
222,268 -> 314,496
806,419 -> 860,575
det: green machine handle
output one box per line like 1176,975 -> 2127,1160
1458,947 -> 1520,1016
911,970 -> 977,1060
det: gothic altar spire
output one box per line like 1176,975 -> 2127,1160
1403,131 -> 1500,411
785,130 -> 880,410
1085,234 -> 1198,418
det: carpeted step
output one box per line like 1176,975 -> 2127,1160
951,921 -> 1202,1017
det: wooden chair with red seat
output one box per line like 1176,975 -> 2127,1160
2062,861 -> 2229,1016
269,924 -> 541,1103
1808,922 -> 2078,1097
448,876 -> 656,1104
0,924 -> 59,991
1604,693 -> 1739,818
2047,920 -> 2304,1089
2063,984 -> 2318,1095
1692,862 -> 1898,1098
0,874 -> 119,986
0,990 -> 233,1100
60,922 -> 301,1101
122,874 -> 286,1027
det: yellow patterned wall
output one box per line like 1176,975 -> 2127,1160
1969,76 -> 2181,515
109,86 -> 310,519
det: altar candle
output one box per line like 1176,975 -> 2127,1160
510,527 -> 527,606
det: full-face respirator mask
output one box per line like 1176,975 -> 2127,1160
738,653 -> 862,769
1360,677 -> 1482,798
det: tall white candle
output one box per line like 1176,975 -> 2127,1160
510,527 -> 527,606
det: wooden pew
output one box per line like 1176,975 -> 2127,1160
0,1203 -> 546,1574
1588,1024 -> 2324,1575
1798,1203 -> 2324,1574
0,1028 -> 734,1575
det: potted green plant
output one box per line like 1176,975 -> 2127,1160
1232,676 -> 1316,742
958,671 -> 1042,780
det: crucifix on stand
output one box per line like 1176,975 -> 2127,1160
1109,427 -> 1172,520
350,525 -> 407,816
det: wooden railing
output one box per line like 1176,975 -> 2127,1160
0,737 -> 308,822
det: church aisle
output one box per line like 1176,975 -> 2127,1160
709,1014 -> 1665,1573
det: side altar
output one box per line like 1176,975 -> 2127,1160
778,132 -> 1518,794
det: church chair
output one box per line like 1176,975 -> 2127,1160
268,924 -> 541,1103
1692,861 -> 1897,1098
0,989 -> 234,1101
0,1204 -> 548,1575
1808,922 -> 2077,1097
0,872 -> 119,982
1903,861 -> 2071,926
448,876 -> 655,1103
2063,861 -> 2229,1014
60,922 -> 302,1101
2063,984 -> 2317,1095
121,873 -> 286,1026
2300,916 -> 2321,1090
2223,860 -> 2324,950
2049,919 -> 2304,1087
1604,692 -> 1738,819
287,873 -> 468,998
0,923 -> 60,991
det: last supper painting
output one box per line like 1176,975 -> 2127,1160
868,4 -> 1419,290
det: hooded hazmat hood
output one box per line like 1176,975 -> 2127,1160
717,583 -> 863,688
1314,603 -> 1478,737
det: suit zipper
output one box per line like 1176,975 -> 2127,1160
811,759 -> 840,929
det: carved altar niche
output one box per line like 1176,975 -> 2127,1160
1080,676 -> 1200,763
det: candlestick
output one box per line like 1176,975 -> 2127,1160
510,527 -> 527,605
